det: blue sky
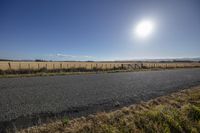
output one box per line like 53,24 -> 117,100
0,0 -> 200,61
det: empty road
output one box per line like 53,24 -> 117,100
0,68 -> 200,130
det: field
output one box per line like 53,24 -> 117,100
0,61 -> 200,77
18,85 -> 200,133
0,61 -> 200,71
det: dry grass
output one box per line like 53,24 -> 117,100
0,61 -> 124,70
0,61 -> 200,71
0,61 -> 200,77
18,85 -> 200,133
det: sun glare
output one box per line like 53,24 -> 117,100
135,20 -> 154,39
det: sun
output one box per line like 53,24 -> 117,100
135,20 -> 154,38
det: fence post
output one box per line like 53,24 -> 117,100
28,64 -> 30,70
8,62 -> 11,70
38,64 -> 40,69
19,63 -> 21,70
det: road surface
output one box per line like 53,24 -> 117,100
0,68 -> 200,131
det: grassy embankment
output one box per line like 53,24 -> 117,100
1,66 -> 199,78
19,85 -> 200,133
0,67 -> 127,78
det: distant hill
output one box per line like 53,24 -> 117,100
0,59 -> 13,61
0,57 -> 199,62
115,57 -> 200,63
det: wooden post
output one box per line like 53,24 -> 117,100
28,64 -> 30,70
53,64 -> 55,69
19,63 -> 21,70
8,62 -> 11,70
38,64 -> 40,69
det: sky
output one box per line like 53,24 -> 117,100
0,0 -> 200,61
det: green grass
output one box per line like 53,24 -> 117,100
18,85 -> 200,133
1,67 -> 199,78
0,70 -> 132,78
62,116 -> 69,125
0,67 -> 128,78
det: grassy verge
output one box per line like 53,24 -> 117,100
0,67 -> 126,78
1,67 -> 199,78
0,70 -> 133,78
19,85 -> 200,133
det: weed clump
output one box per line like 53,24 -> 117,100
62,116 -> 69,126
187,105 -> 200,121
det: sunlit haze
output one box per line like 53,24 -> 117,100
135,20 -> 154,39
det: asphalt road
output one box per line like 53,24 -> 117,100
0,68 -> 200,131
